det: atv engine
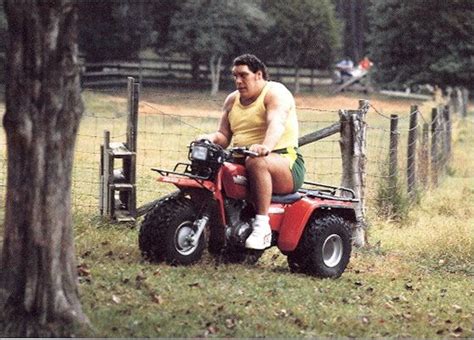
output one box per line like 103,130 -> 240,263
224,198 -> 254,247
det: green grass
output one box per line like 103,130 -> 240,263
1,89 -> 473,337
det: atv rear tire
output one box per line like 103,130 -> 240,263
139,195 -> 205,265
287,214 -> 352,278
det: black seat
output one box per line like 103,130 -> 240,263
271,192 -> 302,204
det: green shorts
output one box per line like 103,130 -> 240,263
273,147 -> 306,192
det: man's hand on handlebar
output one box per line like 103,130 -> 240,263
249,144 -> 270,157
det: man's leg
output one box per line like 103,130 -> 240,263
244,154 -> 294,249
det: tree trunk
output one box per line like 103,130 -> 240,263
0,0 -> 89,336
190,52 -> 201,82
209,54 -> 222,96
294,65 -> 301,94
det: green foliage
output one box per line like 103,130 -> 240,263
368,0 -> 474,89
333,0 -> 371,62
78,1 -> 153,62
169,0 -> 269,63
262,0 -> 342,69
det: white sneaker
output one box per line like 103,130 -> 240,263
245,219 -> 272,250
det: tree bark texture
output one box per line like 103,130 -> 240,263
0,0 -> 88,336
210,55 -> 222,96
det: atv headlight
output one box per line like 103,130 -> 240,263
191,145 -> 208,161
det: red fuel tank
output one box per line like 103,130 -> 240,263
221,162 -> 249,199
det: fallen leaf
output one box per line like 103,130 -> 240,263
276,309 -> 290,318
225,318 -> 237,329
361,316 -> 370,324
151,294 -> 163,304
112,295 -> 121,304
452,304 -> 462,313
207,325 -> 217,334
77,264 -> 91,277
293,317 -> 305,328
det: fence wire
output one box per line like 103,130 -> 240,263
0,85 -> 467,221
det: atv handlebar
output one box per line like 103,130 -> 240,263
193,139 -> 263,158
229,147 -> 259,158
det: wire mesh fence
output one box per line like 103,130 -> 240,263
0,82 -> 469,222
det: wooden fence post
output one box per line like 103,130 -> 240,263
389,114 -> 399,190
407,106 -> 418,199
461,88 -> 469,118
339,99 -> 369,247
431,108 -> 439,187
443,105 -> 452,163
126,77 -> 140,152
439,105 -> 448,171
419,123 -> 430,189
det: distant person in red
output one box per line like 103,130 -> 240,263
358,56 -> 373,71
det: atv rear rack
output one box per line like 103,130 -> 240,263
299,181 -> 359,202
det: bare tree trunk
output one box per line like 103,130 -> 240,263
191,52 -> 201,82
0,0 -> 89,336
209,55 -> 222,96
294,65 -> 301,94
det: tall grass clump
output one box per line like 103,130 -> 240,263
373,115 -> 474,275
374,163 -> 410,221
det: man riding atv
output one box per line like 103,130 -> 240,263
199,54 -> 305,250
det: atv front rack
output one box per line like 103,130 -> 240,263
151,162 -> 213,181
299,181 -> 359,202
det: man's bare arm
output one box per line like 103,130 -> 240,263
198,92 -> 235,148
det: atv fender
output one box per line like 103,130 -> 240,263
277,197 -> 315,252
277,197 -> 356,252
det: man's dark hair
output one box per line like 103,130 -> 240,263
233,54 -> 268,80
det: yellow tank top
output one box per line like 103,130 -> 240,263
228,81 -> 299,150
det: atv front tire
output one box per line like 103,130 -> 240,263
288,214 -> 352,278
139,195 -> 205,265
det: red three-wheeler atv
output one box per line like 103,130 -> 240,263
139,140 -> 358,278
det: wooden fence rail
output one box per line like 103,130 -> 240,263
81,58 -> 333,89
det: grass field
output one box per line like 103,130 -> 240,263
1,88 -> 473,337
